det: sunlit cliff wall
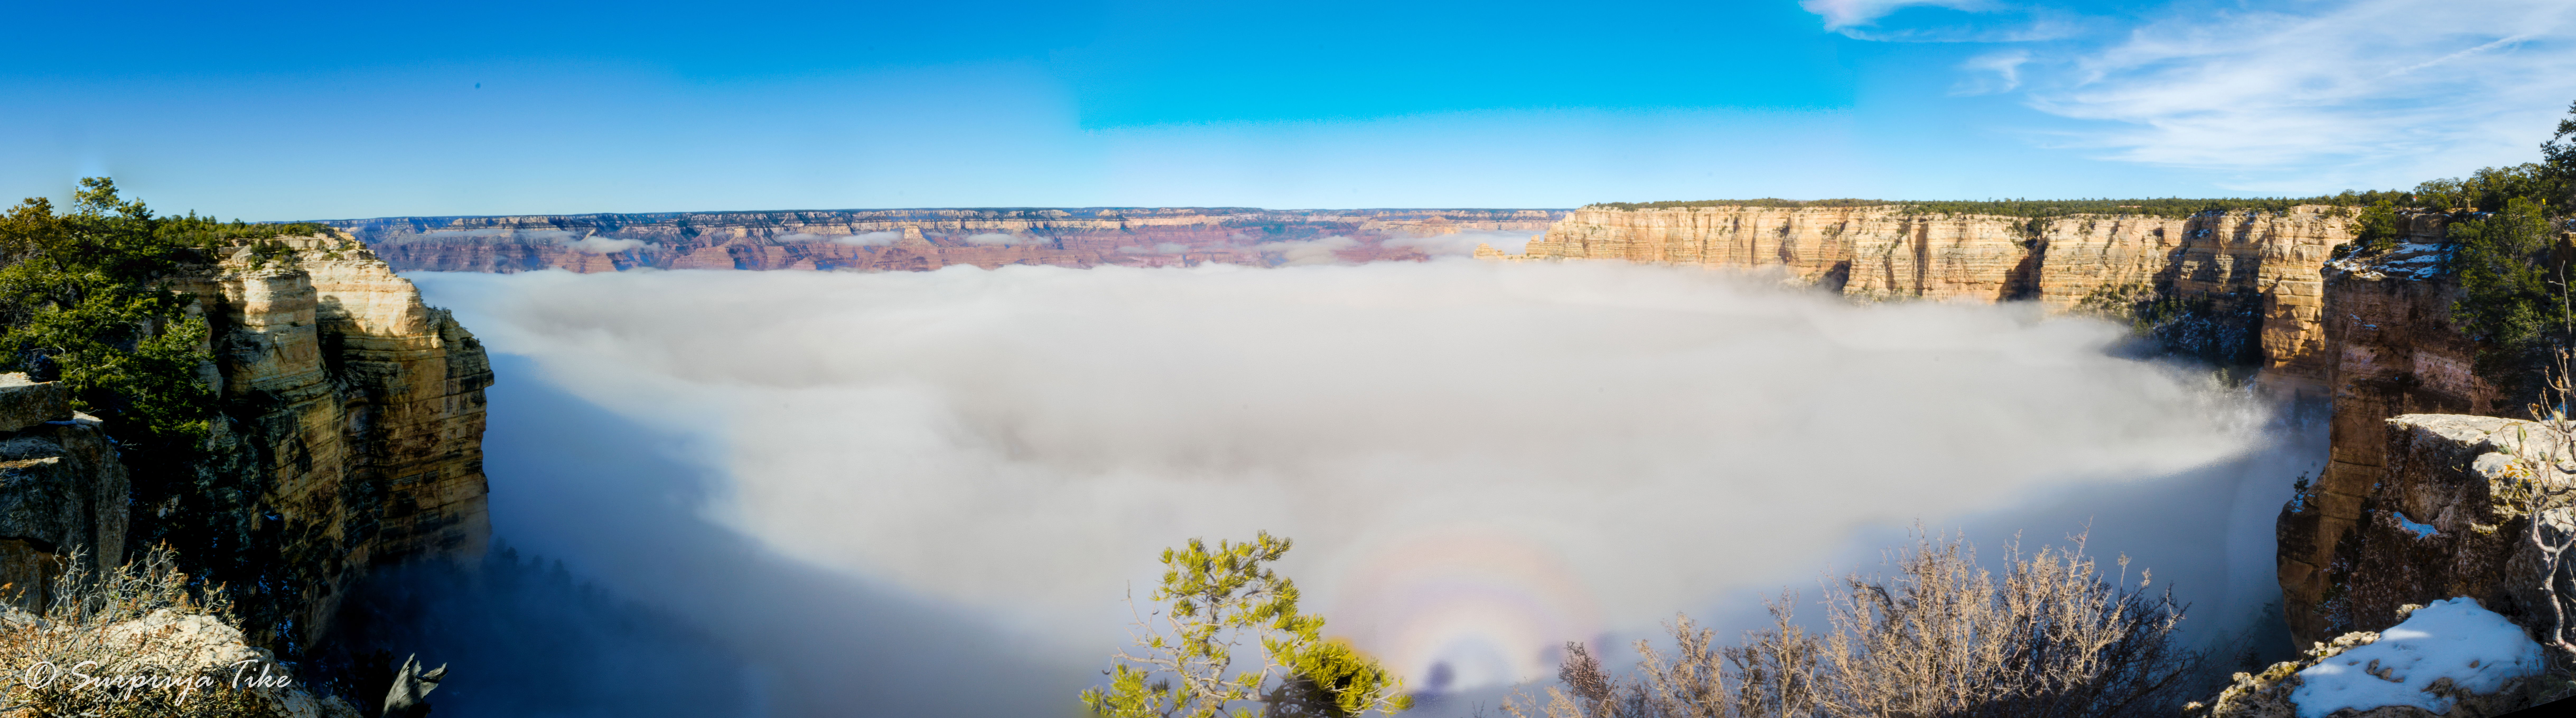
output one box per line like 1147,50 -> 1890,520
1488,204 -> 2356,395
2275,214 -> 2516,646
164,235 -> 492,648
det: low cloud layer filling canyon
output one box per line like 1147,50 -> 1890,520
406,260 -> 2314,717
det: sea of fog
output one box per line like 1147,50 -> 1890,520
393,260 -> 2317,717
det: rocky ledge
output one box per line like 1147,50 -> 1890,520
2210,413 -> 2576,717
0,375 -> 126,613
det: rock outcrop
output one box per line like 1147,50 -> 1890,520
323,208 -> 1565,273
160,235 -> 493,649
2280,217 -> 2509,646
2284,414 -> 2568,643
2201,412 -> 2576,717
1488,204 -> 2356,395
2190,605 -> 2565,718
0,602 -> 363,717
0,376 -> 127,613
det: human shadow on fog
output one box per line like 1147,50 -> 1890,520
318,354 -> 1077,717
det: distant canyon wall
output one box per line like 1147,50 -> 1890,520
1479,203 -> 2542,652
1482,204 -> 2357,395
324,208 -> 1566,273
333,198 -> 2546,655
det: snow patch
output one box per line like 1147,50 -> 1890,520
2392,512 -> 2438,539
2291,598 -> 2542,718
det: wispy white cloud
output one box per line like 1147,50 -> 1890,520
1383,229 -> 1541,256
1797,0 -> 2088,42
1955,50 -> 2033,95
1799,0 -> 1990,31
569,234 -> 647,254
2020,0 -> 2576,187
1251,235 -> 1358,265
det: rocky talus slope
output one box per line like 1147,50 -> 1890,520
163,235 -> 493,649
324,208 -> 1564,273
1481,204 -> 2354,394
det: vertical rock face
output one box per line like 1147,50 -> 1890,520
1499,204 -> 2355,394
2281,226 -> 2504,645
0,376 -> 128,612
162,235 -> 492,646
2284,414 -> 2568,647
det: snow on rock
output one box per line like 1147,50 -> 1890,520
2392,512 -> 2439,539
2290,598 -> 2544,718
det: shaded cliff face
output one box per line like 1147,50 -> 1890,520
0,376 -> 128,612
1492,204 -> 2355,393
324,208 -> 1565,273
160,235 -> 493,650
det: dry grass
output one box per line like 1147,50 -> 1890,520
0,545 -> 349,717
1512,529 -> 2199,718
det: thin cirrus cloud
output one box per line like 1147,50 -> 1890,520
1811,0 -> 2576,189
1954,50 -> 2033,95
2024,0 -> 2576,187
1798,0 -> 1992,31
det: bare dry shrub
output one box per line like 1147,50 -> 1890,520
0,544 -> 349,717
1511,529 -> 2198,718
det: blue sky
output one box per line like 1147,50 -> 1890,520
4,0 -> 2571,218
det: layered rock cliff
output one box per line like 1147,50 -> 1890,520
323,208 -> 1565,273
160,235 -> 493,650
0,376 -> 127,612
1486,204 -> 2355,394
2308,414 -> 2562,638
2196,413 -> 2576,718
2278,216 -> 2511,647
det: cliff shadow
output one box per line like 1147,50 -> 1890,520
318,354 -> 1076,717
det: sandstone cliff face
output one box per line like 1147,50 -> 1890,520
2216,412 -> 2576,718
1494,205 -> 2355,393
0,376 -> 127,612
161,235 -> 492,649
326,208 -> 1564,274
2280,221 -> 2506,646
2299,414 -> 2558,639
